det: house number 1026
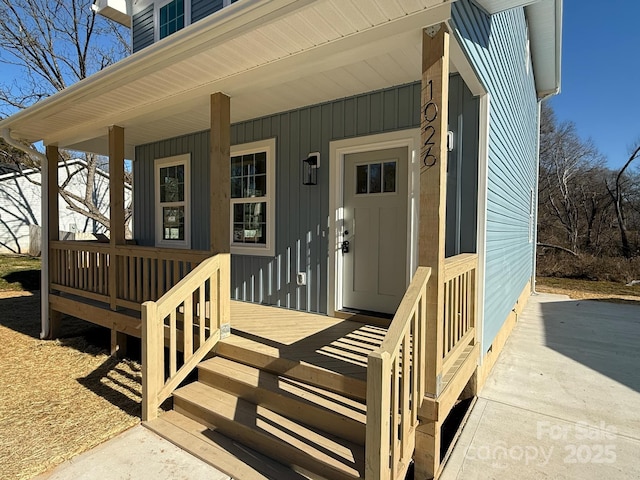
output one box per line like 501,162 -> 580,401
422,79 -> 438,168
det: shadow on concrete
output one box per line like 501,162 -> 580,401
540,298 -> 640,393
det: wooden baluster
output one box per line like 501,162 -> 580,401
150,258 -> 157,301
136,257 -> 143,303
184,293 -> 193,361
198,284 -> 205,347
169,310 -> 177,376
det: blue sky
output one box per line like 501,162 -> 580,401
550,0 -> 640,169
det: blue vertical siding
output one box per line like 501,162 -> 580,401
452,1 -> 539,350
134,83 -> 422,314
132,4 -> 154,53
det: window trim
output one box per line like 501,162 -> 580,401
155,154 -> 191,249
154,0 -> 190,42
230,138 -> 276,257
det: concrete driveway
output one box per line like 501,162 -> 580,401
440,293 -> 640,480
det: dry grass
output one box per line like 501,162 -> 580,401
0,254 -> 41,291
536,276 -> 640,304
0,291 -> 142,480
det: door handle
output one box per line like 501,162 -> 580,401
341,240 -> 350,254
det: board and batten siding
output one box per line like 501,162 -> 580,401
452,0 -> 539,350
134,83 -> 422,314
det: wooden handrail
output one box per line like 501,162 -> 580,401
365,267 -> 431,480
142,253 -> 230,421
49,241 -> 212,310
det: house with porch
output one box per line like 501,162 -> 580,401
0,0 -> 562,478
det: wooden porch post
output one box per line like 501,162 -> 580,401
210,92 -> 231,254
45,145 -> 62,339
416,24 -> 449,480
108,125 -> 127,356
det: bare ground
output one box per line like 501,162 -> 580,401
0,291 -> 142,480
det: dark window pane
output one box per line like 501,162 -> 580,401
369,163 -> 381,193
163,206 -> 184,240
233,224 -> 244,242
233,203 -> 244,223
254,174 -> 266,197
383,161 -> 396,193
242,154 -> 253,176
231,177 -> 242,198
254,152 -> 267,175
233,202 -> 267,245
357,165 -> 368,194
231,156 -> 242,177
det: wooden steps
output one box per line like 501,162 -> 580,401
215,338 -> 368,401
197,357 -> 366,445
147,354 -> 367,480
146,411 -> 312,480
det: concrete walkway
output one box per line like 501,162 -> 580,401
35,425 -> 231,480
441,293 -> 640,480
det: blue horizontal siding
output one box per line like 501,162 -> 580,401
452,0 -> 539,350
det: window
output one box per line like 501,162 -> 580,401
230,139 -> 276,256
156,0 -> 188,41
356,161 -> 397,195
155,154 -> 190,248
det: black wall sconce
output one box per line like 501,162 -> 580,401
302,152 -> 319,186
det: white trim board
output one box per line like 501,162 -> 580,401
327,129 -> 421,316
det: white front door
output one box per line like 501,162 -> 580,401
341,147 -> 408,315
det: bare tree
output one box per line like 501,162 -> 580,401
538,102 -> 606,253
0,0 -> 131,236
606,143 -> 640,258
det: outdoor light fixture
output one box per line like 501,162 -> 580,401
302,152 -> 319,186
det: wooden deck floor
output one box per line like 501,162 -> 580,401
225,301 -> 388,382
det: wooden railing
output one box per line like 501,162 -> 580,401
49,241 -> 211,310
365,267 -> 432,480
442,253 -> 477,375
141,253 -> 230,421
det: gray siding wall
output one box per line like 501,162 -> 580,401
191,0 -> 223,23
446,75 -> 479,257
134,131 -> 211,251
132,4 -> 154,53
452,1 -> 539,350
134,83 -> 422,314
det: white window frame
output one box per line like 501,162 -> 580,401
155,154 -> 191,249
154,0 -> 190,42
230,138 -> 276,257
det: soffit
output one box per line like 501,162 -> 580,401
0,0 -> 452,157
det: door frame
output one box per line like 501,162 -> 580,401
328,129 -> 421,316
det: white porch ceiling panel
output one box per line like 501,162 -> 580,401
2,0 -> 453,156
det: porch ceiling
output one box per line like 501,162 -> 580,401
0,0 -> 453,158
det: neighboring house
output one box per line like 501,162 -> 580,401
0,159 -> 121,254
0,1 -> 562,478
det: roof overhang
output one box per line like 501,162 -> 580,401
476,0 -> 562,99
0,0 -> 453,158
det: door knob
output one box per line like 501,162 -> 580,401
341,240 -> 350,254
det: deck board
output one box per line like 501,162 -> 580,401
226,301 -> 386,383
